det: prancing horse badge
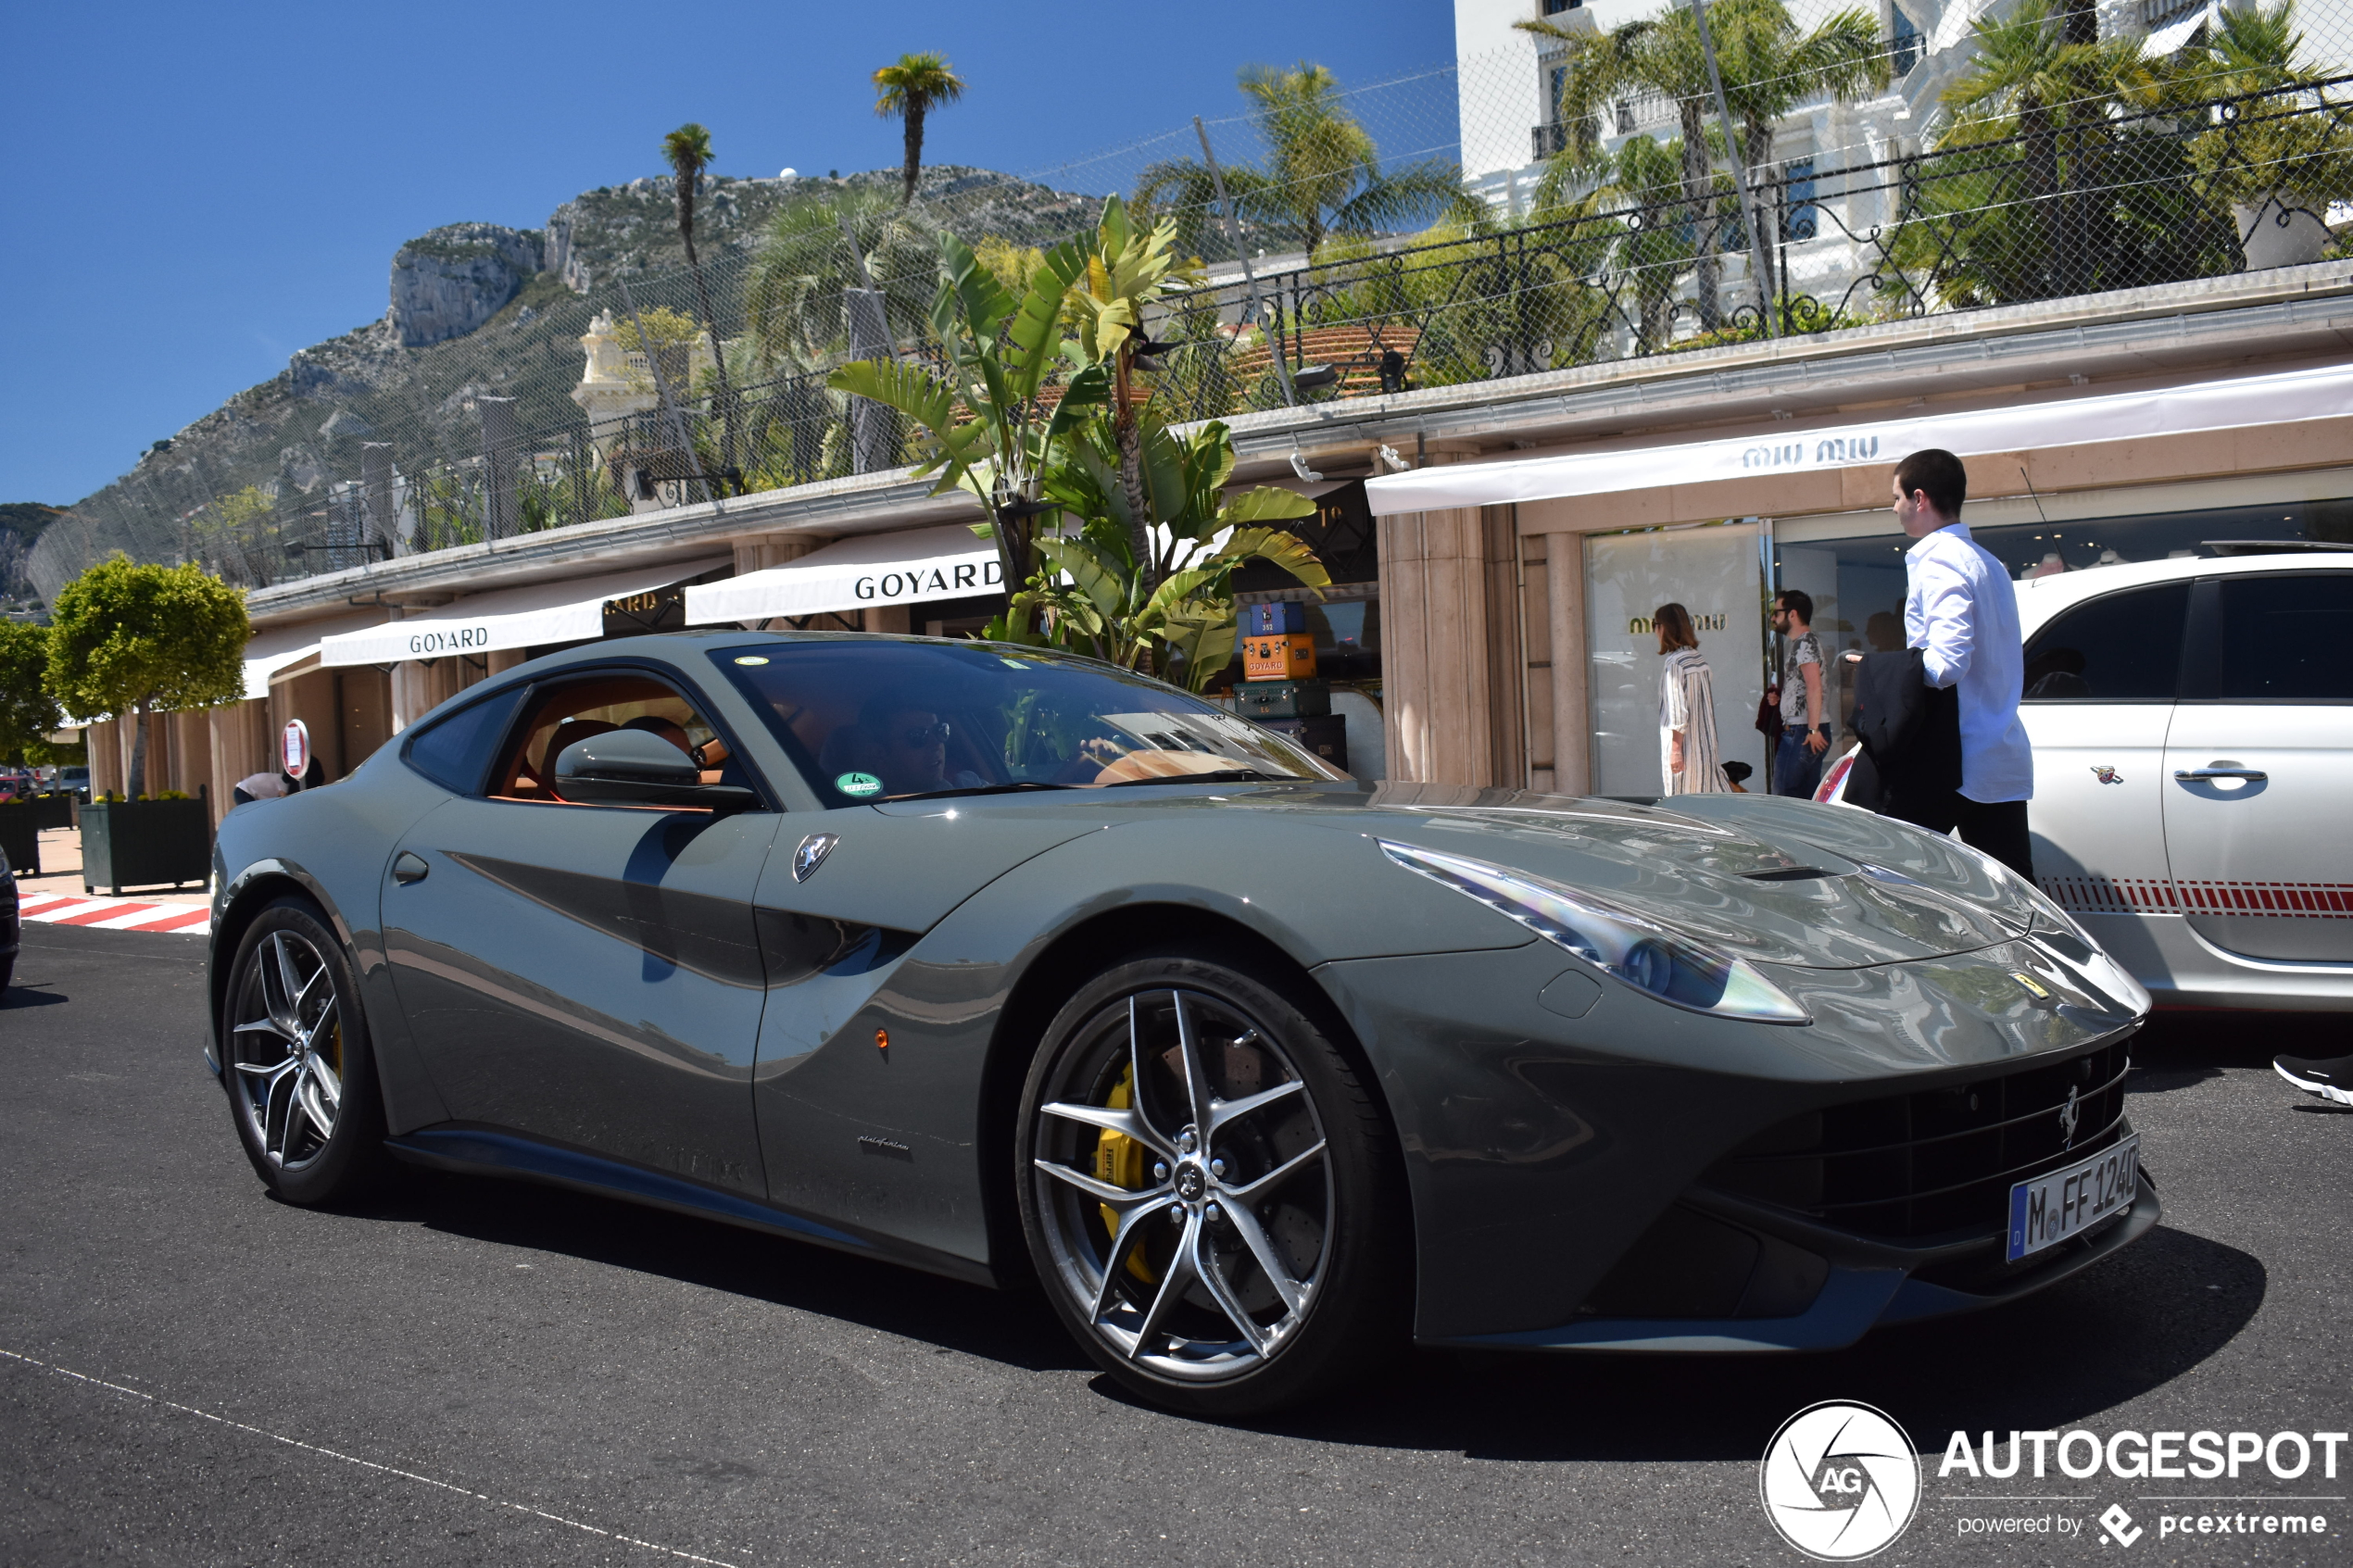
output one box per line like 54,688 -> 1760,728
793,832 -> 840,883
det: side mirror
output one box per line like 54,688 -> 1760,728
554,729 -> 759,813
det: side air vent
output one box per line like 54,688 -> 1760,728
1742,866 -> 1836,882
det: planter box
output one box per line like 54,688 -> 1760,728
26,793 -> 73,830
0,807 -> 37,878
82,797 -> 212,896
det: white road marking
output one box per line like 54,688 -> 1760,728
0,1347 -> 746,1567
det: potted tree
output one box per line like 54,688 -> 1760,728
832,198 -> 1328,677
2190,3 -> 2353,270
0,619 -> 68,872
44,556 -> 247,895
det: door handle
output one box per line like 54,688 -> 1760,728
392,851 -> 430,884
2172,766 -> 2267,783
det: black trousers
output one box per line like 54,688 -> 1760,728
1883,792 -> 2033,882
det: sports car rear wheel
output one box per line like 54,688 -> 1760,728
1018,955 -> 1404,1414
221,897 -> 390,1204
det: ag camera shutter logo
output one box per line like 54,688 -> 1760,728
1759,1400 -> 1921,1560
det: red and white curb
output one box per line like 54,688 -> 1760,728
15,894 -> 212,935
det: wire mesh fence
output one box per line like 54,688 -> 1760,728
33,0 -> 2353,601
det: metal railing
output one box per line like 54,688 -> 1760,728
1141,77 -> 2351,420
36,53 -> 2352,598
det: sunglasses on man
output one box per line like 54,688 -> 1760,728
892,721 -> 951,748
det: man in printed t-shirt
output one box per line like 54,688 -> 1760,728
1770,589 -> 1830,798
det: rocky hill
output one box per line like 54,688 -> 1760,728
38,165 -> 1106,602
1,503 -> 59,616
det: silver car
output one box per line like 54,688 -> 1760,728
1820,549 -> 2353,1010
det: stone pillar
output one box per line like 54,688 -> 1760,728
172,709 -> 214,807
88,718 -> 121,797
209,700 -> 271,822
1377,448 -> 1497,787
1482,507 -> 1526,787
1523,534 -> 1556,795
1546,535 -> 1590,796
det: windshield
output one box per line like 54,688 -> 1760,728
712,639 -> 1348,805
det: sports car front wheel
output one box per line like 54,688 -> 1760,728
221,896 -> 391,1205
1017,954 -> 1406,1414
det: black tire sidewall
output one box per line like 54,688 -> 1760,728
220,896 -> 389,1205
1015,952 -> 1406,1416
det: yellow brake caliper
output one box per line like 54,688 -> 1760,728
1093,1065 -> 1157,1283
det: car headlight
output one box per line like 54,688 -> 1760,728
1378,840 -> 1810,1024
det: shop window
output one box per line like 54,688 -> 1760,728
2021,582 -> 2190,701
2206,572 -> 2353,702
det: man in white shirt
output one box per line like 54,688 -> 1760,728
1888,448 -> 2035,877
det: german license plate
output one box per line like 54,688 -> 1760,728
2007,1135 -> 2140,1261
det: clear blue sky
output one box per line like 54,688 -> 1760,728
0,0 -> 1453,508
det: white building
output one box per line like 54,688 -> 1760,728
1456,0 -> 2347,324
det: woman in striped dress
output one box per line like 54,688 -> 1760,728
1655,602 -> 1727,795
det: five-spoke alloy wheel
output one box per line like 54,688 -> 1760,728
1018,954 -> 1404,1414
222,897 -> 388,1203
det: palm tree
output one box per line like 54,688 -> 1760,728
1610,135 -> 1706,350
1522,11 -> 1732,329
1938,2 -> 2159,295
1707,0 -> 1888,303
872,52 -> 967,206
661,122 -> 740,484
1136,62 -> 1477,259
2183,3 -> 2353,255
744,187 -> 938,371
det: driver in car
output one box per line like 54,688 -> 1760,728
863,695 -> 984,797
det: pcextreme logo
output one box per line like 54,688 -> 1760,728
1759,1401 -> 1922,1561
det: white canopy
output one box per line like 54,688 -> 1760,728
318,557 -> 730,667
685,522 -> 1001,626
1361,361 -> 2353,516
241,609 -> 398,698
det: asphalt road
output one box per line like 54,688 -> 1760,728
4,921 -> 2348,1567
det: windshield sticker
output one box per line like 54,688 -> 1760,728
835,771 -> 884,798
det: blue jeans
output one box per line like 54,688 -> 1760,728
1774,728 -> 1828,798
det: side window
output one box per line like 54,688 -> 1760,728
402,685 -> 526,794
2212,572 -> 2353,702
489,671 -> 749,805
2020,582 -> 2190,702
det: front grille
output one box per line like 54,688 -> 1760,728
1705,1039 -> 2133,1242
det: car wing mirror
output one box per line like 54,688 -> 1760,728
554,730 -> 759,813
